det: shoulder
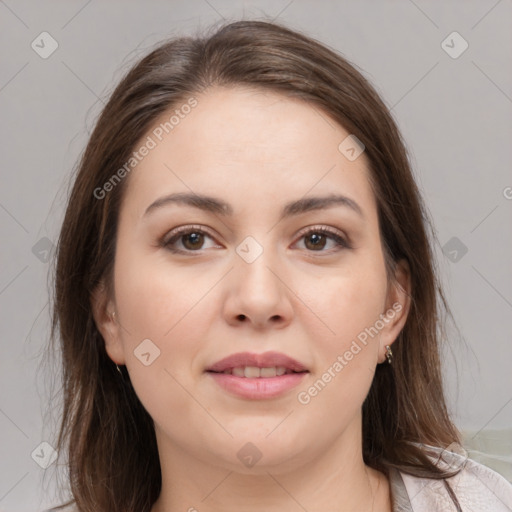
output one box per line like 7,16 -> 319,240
398,447 -> 512,512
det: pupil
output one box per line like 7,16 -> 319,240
307,233 -> 326,250
185,232 -> 203,249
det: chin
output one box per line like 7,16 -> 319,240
209,426 -> 314,474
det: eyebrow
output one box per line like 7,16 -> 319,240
143,192 -> 364,220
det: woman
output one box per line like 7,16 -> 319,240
47,19 -> 512,511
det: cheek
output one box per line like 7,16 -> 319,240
294,253 -> 387,411
294,269 -> 385,422
112,246 -> 208,384
114,244 -> 213,341
113,252 -> 214,435
300,260 -> 388,352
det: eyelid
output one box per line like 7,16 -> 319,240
294,224 -> 346,240
162,224 -> 217,244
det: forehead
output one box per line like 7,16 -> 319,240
122,86 -> 377,221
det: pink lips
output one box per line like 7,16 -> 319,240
205,351 -> 309,400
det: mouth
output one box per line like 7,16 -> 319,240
205,350 -> 308,374
207,366 -> 307,377
205,351 -> 309,399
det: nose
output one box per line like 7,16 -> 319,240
222,247 -> 294,330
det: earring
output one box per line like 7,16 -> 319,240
385,345 -> 393,364
116,364 -> 122,375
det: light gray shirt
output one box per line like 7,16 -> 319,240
389,448 -> 512,511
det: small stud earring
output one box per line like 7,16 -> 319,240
385,345 -> 393,364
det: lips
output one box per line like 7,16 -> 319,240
206,351 -> 309,400
206,351 -> 308,374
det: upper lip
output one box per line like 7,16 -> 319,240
206,351 -> 308,373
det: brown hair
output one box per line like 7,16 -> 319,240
47,19 -> 462,512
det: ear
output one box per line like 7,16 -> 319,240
90,279 -> 126,365
378,259 -> 411,363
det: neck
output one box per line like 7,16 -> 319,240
151,415 -> 391,512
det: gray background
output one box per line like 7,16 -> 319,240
1,1 -> 511,510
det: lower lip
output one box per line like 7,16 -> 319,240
207,371 -> 308,399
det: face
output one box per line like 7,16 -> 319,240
93,86 -> 410,473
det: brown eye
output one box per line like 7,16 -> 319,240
181,232 -> 205,250
163,226 -> 219,254
304,232 -> 327,251
295,227 -> 350,253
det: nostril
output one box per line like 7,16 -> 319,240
237,314 -> 246,321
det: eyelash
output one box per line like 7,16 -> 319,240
161,224 -> 351,255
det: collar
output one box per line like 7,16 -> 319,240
388,467 -> 414,512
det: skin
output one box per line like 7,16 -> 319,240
92,86 -> 411,512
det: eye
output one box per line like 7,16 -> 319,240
294,226 -> 350,253
162,225 -> 220,253
161,225 -> 351,255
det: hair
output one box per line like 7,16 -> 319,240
46,18 -> 463,512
